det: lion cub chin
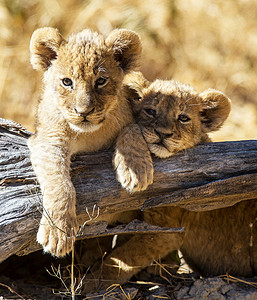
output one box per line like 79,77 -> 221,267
28,28 -> 153,257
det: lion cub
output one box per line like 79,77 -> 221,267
84,73 -> 256,289
125,72 -> 231,156
28,28 -> 153,257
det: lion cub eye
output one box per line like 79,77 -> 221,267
95,77 -> 108,89
62,78 -> 73,87
178,114 -> 191,123
144,108 -> 156,117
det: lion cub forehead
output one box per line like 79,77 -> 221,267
68,29 -> 104,45
57,29 -> 108,74
147,79 -> 198,107
149,79 -> 196,96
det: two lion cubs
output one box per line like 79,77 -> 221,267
28,27 -> 241,288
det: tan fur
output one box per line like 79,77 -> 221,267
28,28 -> 152,257
83,73 -> 257,291
113,123 -> 153,192
125,72 -> 231,157
87,201 -> 257,292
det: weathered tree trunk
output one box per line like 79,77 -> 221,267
1,118 -> 257,263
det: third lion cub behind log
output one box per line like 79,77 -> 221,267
85,72 -> 257,291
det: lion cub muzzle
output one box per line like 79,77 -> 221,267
71,95 -> 107,129
74,106 -> 95,122
154,128 -> 174,142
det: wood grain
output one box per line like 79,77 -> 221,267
1,118 -> 257,263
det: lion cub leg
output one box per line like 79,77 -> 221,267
28,134 -> 78,257
113,123 -> 153,193
84,233 -> 183,292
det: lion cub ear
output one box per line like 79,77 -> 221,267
199,89 -> 231,133
123,72 -> 150,110
106,29 -> 142,73
30,27 -> 66,71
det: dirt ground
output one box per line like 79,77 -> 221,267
1,276 -> 257,299
1,248 -> 257,299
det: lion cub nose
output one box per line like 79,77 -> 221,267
163,132 -> 173,138
154,129 -> 173,140
75,106 -> 95,117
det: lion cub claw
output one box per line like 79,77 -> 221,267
114,124 -> 153,193
114,149 -> 153,193
37,213 -> 78,257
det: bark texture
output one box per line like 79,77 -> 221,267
0,118 -> 257,263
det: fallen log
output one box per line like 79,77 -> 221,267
0,118 -> 257,263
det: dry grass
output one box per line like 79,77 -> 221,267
0,0 -> 256,139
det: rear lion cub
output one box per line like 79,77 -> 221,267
85,73 -> 257,290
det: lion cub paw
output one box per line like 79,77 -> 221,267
37,214 -> 79,257
114,149 -> 153,193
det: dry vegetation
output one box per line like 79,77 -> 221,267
0,0 -> 256,140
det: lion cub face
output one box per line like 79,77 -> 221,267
125,73 -> 231,158
30,28 -> 141,133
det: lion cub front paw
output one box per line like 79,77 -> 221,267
37,214 -> 79,257
114,150 -> 153,193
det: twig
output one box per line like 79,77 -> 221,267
104,284 -> 134,300
0,282 -> 25,299
219,274 -> 257,288
77,204 -> 100,237
46,265 -> 70,293
71,228 -> 75,300
249,217 -> 257,273
153,259 -> 193,282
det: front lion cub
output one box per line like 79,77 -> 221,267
28,28 -> 153,257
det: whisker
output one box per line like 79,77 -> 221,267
108,112 -> 123,128
183,96 -> 195,105
188,103 -> 201,107
96,59 -> 107,73
98,66 -> 107,73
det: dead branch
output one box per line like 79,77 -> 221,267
0,118 -> 257,263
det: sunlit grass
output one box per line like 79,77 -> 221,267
0,0 -> 256,138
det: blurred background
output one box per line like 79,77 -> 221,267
0,0 -> 256,141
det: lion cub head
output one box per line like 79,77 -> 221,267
125,72 -> 231,158
30,27 -> 141,133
